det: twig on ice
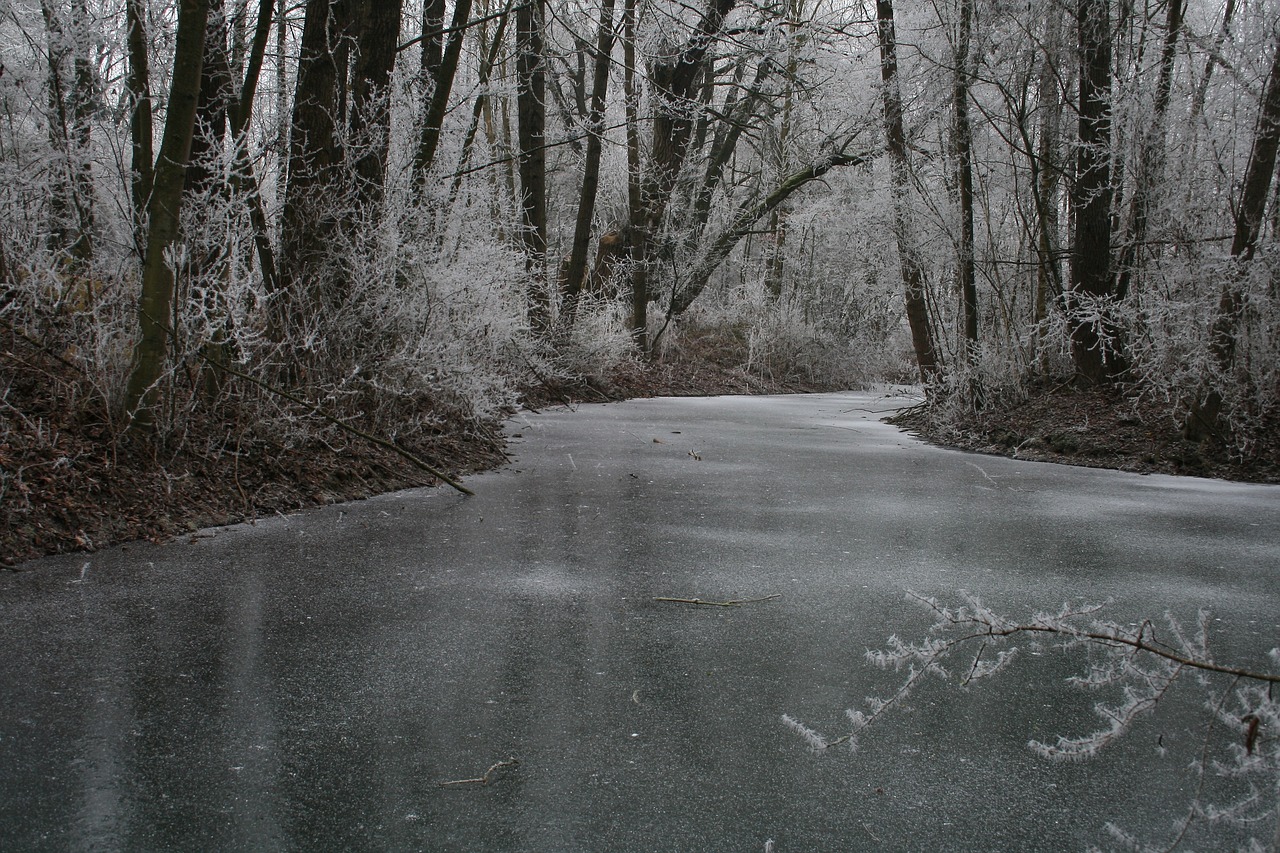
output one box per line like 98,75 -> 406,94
653,594 -> 781,607
438,757 -> 520,787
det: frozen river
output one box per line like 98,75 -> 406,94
2,391 -> 1278,850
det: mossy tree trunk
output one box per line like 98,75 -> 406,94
124,0 -> 211,433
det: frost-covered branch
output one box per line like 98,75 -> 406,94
784,591 -> 1280,850
664,138 -> 875,323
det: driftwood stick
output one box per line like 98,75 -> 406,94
653,594 -> 781,607
438,757 -> 520,787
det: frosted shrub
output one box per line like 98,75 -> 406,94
384,238 -> 530,422
1125,248 -> 1280,457
248,205 -> 531,441
785,591 -> 1280,850
665,270 -> 879,390
561,294 -> 642,386
741,289 -> 876,388
1,246 -> 137,426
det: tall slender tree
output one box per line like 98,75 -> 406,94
125,0 -> 154,254
517,0 -> 549,333
186,0 -> 234,198
1114,0 -> 1182,301
1187,28 -> 1280,439
877,0 -> 939,382
952,0 -> 978,360
227,0 -> 280,294
622,0 -> 646,348
415,0 -> 473,179
631,0 -> 738,346
557,0 -> 618,337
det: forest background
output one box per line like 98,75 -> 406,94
2,0 -> 1279,566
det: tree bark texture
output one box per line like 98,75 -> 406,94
517,0 -> 550,333
125,0 -> 211,431
349,0 -> 403,208
557,0 -> 618,338
877,0 -> 939,382
186,0 -> 234,198
953,0 -> 978,359
1068,0 -> 1121,383
415,0 -> 472,179
125,0 -> 154,253
421,0 -> 446,79
279,0 -> 353,332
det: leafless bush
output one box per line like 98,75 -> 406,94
1124,247 -> 1280,457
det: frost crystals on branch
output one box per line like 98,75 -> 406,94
784,591 -> 1280,849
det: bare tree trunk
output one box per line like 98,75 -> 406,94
1187,30 -> 1280,439
498,60 -> 519,213
689,59 -> 771,243
557,0 -> 618,338
40,0 -> 96,266
953,0 -> 978,360
186,0 -> 233,198
877,0 -> 939,382
349,0 -> 403,209
279,0 -> 353,333
125,0 -> 210,432
275,0 -> 288,204
1228,37 -> 1280,264
415,0 -> 473,178
622,0 -> 646,350
228,0 -> 279,294
632,0 -> 738,345
1190,0 -> 1235,121
185,0 -> 237,396
517,0 -> 549,333
67,0 -> 95,263
421,0 -> 446,78
125,0 -> 154,255
640,0 -> 737,231
1114,0 -> 1182,301
765,0 -> 804,302
1068,0 -> 1122,383
447,0 -> 513,208
1027,8 -> 1065,359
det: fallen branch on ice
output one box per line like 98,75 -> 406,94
654,594 -> 781,607
438,757 -> 520,787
